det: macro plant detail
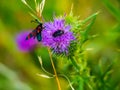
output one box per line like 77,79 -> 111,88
20,0 -> 99,90
11,0 -> 120,90
42,18 -> 75,54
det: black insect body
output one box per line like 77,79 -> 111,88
52,30 -> 64,37
26,20 -> 44,42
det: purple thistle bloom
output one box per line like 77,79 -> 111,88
16,31 -> 38,52
42,18 -> 75,53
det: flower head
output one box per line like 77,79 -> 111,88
16,31 -> 38,52
42,18 -> 75,53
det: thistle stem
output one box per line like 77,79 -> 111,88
70,57 -> 80,71
47,47 -> 61,90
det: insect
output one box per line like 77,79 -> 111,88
26,19 -> 44,42
52,30 -> 64,37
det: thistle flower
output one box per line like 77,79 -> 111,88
16,31 -> 38,52
42,18 -> 75,54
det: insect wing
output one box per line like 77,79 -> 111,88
26,30 -> 37,40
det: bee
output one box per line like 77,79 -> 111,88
52,30 -> 64,37
26,19 -> 44,42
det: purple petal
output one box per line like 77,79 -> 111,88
64,25 -> 71,32
16,31 -> 38,52
42,17 -> 75,54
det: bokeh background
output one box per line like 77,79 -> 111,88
0,0 -> 120,90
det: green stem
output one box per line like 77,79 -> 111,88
70,57 -> 80,71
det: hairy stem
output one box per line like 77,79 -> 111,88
47,47 -> 61,90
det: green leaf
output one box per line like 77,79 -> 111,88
82,12 -> 99,25
102,0 -> 120,22
84,14 -> 96,34
69,57 -> 80,71
80,13 -> 97,44
102,63 -> 113,79
78,77 -> 84,90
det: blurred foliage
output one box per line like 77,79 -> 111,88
0,0 -> 120,90
0,63 -> 31,90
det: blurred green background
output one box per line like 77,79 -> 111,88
0,0 -> 120,90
